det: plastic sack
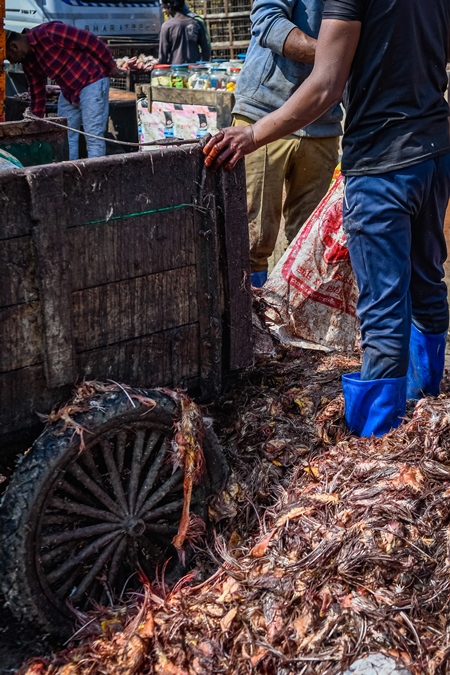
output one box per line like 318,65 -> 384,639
0,148 -> 23,172
262,172 -> 359,352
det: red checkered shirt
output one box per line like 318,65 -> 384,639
23,21 -> 115,117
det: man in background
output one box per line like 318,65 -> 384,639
6,23 -> 124,160
159,0 -> 211,64
183,2 -> 211,59
232,0 -> 343,287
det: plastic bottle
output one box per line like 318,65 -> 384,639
209,67 -> 228,90
171,64 -> 189,88
226,67 -> 241,92
187,65 -> 211,90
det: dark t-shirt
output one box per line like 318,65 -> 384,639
323,0 -> 450,175
159,15 -> 209,64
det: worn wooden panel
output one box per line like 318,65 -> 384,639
72,265 -> 198,352
216,161 -> 253,370
0,235 -> 38,308
63,148 -> 201,229
195,163 -> 223,399
77,323 -> 200,388
0,364 -> 68,441
0,302 -> 42,372
0,172 -> 33,240
68,210 -> 197,291
28,168 -> 75,388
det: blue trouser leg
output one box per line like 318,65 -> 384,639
79,78 -> 110,158
57,92 -> 82,161
57,78 -> 110,160
343,155 -> 450,381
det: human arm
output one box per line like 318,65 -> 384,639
282,27 -> 315,63
251,0 -> 315,62
204,18 -> 361,169
23,60 -> 47,117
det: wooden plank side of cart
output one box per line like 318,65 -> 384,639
0,145 -> 252,446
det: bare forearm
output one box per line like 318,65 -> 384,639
283,27 -> 316,63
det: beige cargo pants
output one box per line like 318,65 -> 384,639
234,114 -> 339,272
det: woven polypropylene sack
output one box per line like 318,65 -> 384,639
263,173 -> 359,352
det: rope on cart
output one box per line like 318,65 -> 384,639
24,112 -> 200,149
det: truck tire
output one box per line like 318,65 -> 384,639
0,388 -> 227,635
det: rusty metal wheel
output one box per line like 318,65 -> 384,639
0,388 -> 227,635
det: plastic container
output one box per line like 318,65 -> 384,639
209,67 -> 228,90
151,65 -> 172,87
171,64 -> 189,88
223,59 -> 243,75
187,66 -> 211,90
226,67 -> 241,92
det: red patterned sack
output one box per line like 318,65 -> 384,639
263,173 -> 359,352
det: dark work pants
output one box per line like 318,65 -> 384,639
343,154 -> 450,380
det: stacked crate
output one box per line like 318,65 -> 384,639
190,0 -> 252,59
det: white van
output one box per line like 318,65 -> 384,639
5,0 -> 163,44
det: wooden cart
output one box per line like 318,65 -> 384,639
0,142 -> 252,633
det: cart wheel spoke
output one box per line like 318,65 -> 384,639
70,537 -> 120,603
116,430 -> 127,474
80,451 -> 106,488
135,437 -> 169,513
138,469 -> 184,518
142,430 -> 164,466
127,429 -> 146,514
68,462 -> 125,517
143,498 -> 186,522
40,541 -> 79,565
107,535 -> 128,590
46,530 -> 121,584
56,478 -> 103,509
101,439 -> 129,515
42,513 -> 82,526
41,522 -> 121,548
49,496 -> 121,523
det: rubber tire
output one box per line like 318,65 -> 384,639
0,388 -> 226,636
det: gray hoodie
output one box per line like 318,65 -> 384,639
233,0 -> 343,138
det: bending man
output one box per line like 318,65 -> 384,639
6,23 -> 124,160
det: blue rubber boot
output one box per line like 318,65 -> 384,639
342,372 -> 406,437
406,324 -> 447,399
251,271 -> 268,288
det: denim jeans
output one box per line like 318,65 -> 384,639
57,78 -> 110,160
343,154 -> 450,380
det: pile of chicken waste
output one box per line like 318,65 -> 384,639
18,324 -> 450,675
